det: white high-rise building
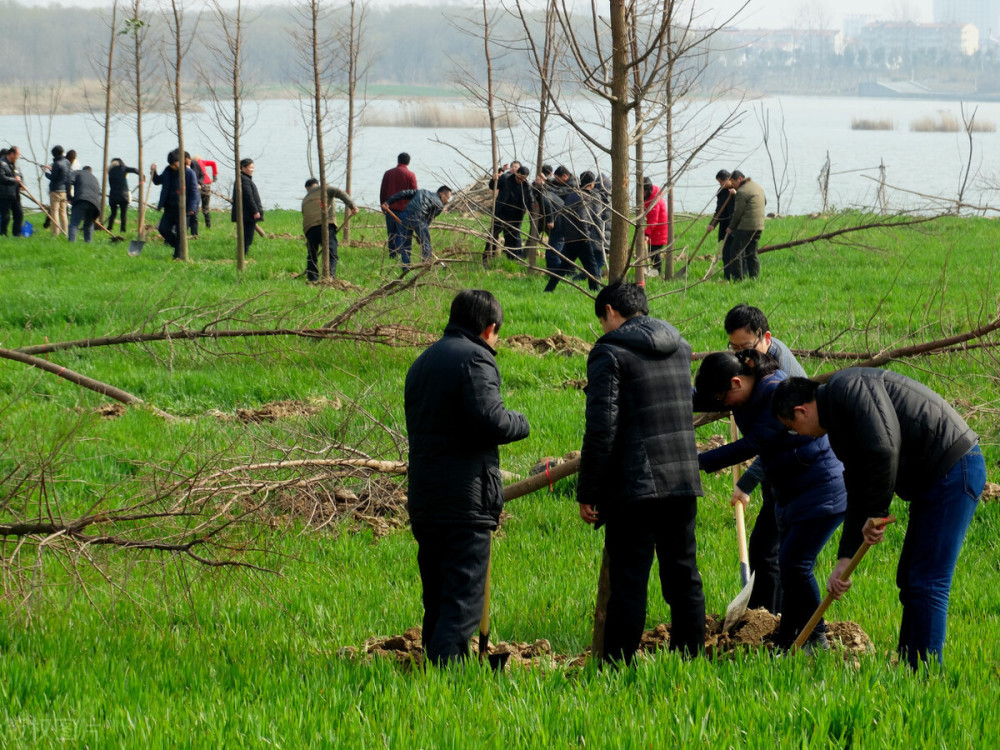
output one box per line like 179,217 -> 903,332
934,0 -> 1000,38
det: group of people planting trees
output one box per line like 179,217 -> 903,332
408,286 -> 985,670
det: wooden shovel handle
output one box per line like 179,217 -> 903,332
731,417 -> 750,576
792,515 -> 896,651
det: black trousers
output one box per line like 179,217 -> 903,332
731,229 -> 761,280
487,212 -> 525,259
108,197 -> 129,232
602,497 -> 705,663
747,489 -> 782,613
305,223 -> 339,280
0,197 -> 23,236
240,219 -> 257,256
412,523 -> 492,666
158,208 -> 183,259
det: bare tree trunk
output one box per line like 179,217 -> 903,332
341,0 -> 364,247
483,0 -> 500,267
124,2 -> 149,241
631,12 -> 645,286
168,0 -> 189,262
608,0 -> 630,282
663,19 -> 676,280
310,0 -> 331,279
231,2 -> 246,271
99,1 -> 119,222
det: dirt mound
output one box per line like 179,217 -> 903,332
94,403 -> 128,419
352,613 -> 874,670
216,397 -> 341,423
982,482 -> 1000,502
562,379 -> 587,390
308,278 -> 363,291
505,332 -> 592,357
697,434 -> 727,452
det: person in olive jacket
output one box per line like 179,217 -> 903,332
577,282 -> 704,663
772,369 -> 985,669
300,178 -> 357,281
404,290 -> 530,666
726,170 -> 766,281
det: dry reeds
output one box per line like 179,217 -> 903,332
363,101 -> 512,129
910,112 -> 997,133
851,118 -> 894,131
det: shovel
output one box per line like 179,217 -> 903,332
95,220 -> 126,243
478,534 -> 510,671
792,515 -> 896,651
128,179 -> 153,256
723,415 -> 755,633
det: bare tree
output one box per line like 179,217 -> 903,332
515,0 -> 746,282
161,0 -> 197,262
334,0 -> 371,246
296,0 -> 335,279
120,1 -> 153,241
200,0 -> 251,271
97,0 -> 120,222
755,101 -> 791,217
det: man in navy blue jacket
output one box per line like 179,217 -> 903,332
405,290 -> 529,665
382,185 -> 452,268
151,150 -> 199,260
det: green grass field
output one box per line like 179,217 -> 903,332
0,206 -> 998,748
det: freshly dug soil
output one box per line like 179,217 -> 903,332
982,482 -> 1000,502
208,397 -> 341,423
505,332 -> 592,357
352,611 -> 874,670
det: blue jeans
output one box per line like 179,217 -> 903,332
384,212 -> 403,258
68,202 -> 98,242
897,444 -> 984,669
398,213 -> 431,267
776,511 -> 845,648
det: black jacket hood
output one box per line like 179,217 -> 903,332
599,315 -> 680,358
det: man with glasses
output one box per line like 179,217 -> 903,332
722,304 -> 806,615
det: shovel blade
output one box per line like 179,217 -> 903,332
127,240 -> 145,257
723,571 -> 755,633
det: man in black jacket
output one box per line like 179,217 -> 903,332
152,150 -> 199,260
578,282 -> 705,663
0,146 -> 24,237
106,158 -> 142,232
486,165 -> 532,263
772,369 -> 985,669
232,158 -> 263,256
405,290 -> 530,665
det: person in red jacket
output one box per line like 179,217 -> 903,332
643,177 -> 670,274
380,152 -> 417,259
193,155 -> 218,229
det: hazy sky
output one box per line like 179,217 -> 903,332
19,0 -> 935,30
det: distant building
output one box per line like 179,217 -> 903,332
716,27 -> 844,60
934,0 -> 1000,40
861,22 -> 980,57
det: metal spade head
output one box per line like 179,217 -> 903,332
127,240 -> 144,257
723,570 -> 756,634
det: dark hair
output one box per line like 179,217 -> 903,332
82,165 -> 93,172
398,152 -> 410,165
770,377 -> 820,421
305,178 -> 319,189
517,165 -> 530,176
541,164 -> 553,177
715,169 -> 731,180
52,145 -> 64,158
594,281 -> 648,320
437,185 -> 452,194
184,151 -> 191,160
449,289 -> 503,335
694,350 -> 779,407
7,145 -> 18,155
66,150 -> 76,162
731,169 -> 746,180
579,170 -> 596,187
0,149 -> 7,158
554,165 -> 570,178
724,304 -> 769,337
167,149 -> 180,165
240,158 -> 254,169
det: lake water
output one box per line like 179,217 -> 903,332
4,95 -> 1000,215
